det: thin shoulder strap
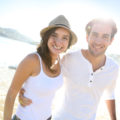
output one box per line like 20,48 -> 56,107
34,52 -> 43,71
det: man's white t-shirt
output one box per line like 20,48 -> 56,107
52,50 -> 119,120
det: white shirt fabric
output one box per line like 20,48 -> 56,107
16,53 -> 63,120
52,49 -> 119,120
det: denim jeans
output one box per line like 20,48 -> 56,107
12,115 -> 21,120
47,116 -> 51,120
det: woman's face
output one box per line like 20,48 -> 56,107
47,27 -> 70,56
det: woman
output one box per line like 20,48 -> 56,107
3,15 -> 77,120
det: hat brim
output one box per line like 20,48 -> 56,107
40,25 -> 77,46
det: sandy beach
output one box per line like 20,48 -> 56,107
0,67 -> 18,119
0,67 -> 120,120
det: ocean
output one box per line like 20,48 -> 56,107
0,36 -> 36,68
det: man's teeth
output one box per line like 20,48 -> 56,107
95,46 -> 101,48
94,46 -> 102,49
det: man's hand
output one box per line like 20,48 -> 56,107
19,88 -> 32,107
106,100 -> 116,120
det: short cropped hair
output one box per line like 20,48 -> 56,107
85,18 -> 117,39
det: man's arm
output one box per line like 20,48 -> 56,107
106,99 -> 116,120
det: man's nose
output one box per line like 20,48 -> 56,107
95,37 -> 102,43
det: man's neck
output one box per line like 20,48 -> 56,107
82,49 -> 106,72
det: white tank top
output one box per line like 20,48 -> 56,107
16,52 -> 63,120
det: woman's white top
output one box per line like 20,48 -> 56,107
16,53 -> 63,120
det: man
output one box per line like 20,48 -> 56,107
52,18 -> 119,120
19,18 -> 119,120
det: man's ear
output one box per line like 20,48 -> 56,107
109,37 -> 114,45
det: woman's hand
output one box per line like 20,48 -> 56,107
19,88 -> 32,107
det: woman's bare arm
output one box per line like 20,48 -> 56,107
3,54 -> 37,120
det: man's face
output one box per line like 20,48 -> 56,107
87,23 -> 113,57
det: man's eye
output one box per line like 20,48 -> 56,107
103,35 -> 110,41
92,34 -> 97,37
103,36 -> 108,39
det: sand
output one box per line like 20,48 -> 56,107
0,67 -> 120,120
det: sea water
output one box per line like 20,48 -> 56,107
0,36 -> 36,68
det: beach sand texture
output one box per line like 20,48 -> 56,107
0,67 -> 120,120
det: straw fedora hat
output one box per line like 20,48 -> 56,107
40,15 -> 77,46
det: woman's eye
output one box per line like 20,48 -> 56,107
63,37 -> 69,41
51,34 -> 57,38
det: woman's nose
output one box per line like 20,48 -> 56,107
55,38 -> 63,43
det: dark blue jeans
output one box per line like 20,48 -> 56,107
12,115 -> 21,120
47,116 -> 51,120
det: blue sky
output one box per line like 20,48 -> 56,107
0,0 -> 120,54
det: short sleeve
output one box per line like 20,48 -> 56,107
103,66 -> 119,100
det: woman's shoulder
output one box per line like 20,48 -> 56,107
20,53 -> 40,68
25,52 -> 40,62
20,53 -> 41,75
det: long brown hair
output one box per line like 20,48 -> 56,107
37,27 -> 72,73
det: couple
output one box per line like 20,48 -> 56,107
4,15 -> 119,120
